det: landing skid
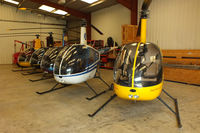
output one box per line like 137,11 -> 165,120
88,89 -> 182,128
88,94 -> 116,117
22,70 -> 42,75
157,89 -> 182,128
29,73 -> 53,82
36,83 -> 71,95
12,68 -> 34,72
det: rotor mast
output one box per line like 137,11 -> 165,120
138,0 -> 152,43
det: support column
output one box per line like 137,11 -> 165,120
86,13 -> 91,40
131,0 -> 138,25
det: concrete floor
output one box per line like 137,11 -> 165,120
0,64 -> 200,133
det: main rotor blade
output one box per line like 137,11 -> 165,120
9,27 -> 65,31
90,24 -> 103,35
0,32 -> 63,36
0,34 -> 42,38
0,19 -> 66,26
68,26 -> 81,30
68,24 -> 103,35
53,38 -> 62,41
0,32 -> 53,35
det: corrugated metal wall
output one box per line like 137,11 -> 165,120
0,4 -> 65,64
138,0 -> 200,49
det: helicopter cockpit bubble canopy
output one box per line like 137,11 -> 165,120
17,49 -> 34,67
40,47 -> 63,73
30,47 -> 49,68
113,42 -> 163,101
54,44 -> 100,84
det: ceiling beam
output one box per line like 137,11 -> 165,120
117,0 -> 131,10
30,0 -> 89,19
86,13 -> 91,40
131,0 -> 137,25
65,0 -> 76,5
18,0 -> 26,8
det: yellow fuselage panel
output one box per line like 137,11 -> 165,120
18,61 -> 31,67
114,81 -> 163,101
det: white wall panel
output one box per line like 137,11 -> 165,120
138,0 -> 200,49
0,4 -> 65,64
91,4 -> 130,46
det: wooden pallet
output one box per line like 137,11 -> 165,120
162,50 -> 200,65
122,24 -> 140,45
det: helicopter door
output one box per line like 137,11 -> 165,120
114,43 -> 138,87
134,43 -> 163,87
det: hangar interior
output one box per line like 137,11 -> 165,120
0,0 -> 200,133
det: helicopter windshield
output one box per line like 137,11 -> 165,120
114,43 -> 138,87
54,44 -> 99,75
30,47 -> 48,65
18,48 -> 34,62
40,47 -> 62,72
134,43 -> 162,87
114,43 -> 163,87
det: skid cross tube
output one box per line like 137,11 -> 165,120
157,89 -> 182,128
85,81 -> 107,100
85,77 -> 112,101
85,81 -> 98,95
95,64 -> 111,88
94,76 -> 110,88
36,83 -> 70,95
88,94 -> 117,117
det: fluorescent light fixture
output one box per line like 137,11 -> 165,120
4,0 -> 19,5
53,10 -> 68,15
39,5 -> 55,12
81,0 -> 98,4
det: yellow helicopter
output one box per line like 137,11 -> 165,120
88,0 -> 182,128
17,34 -> 43,68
